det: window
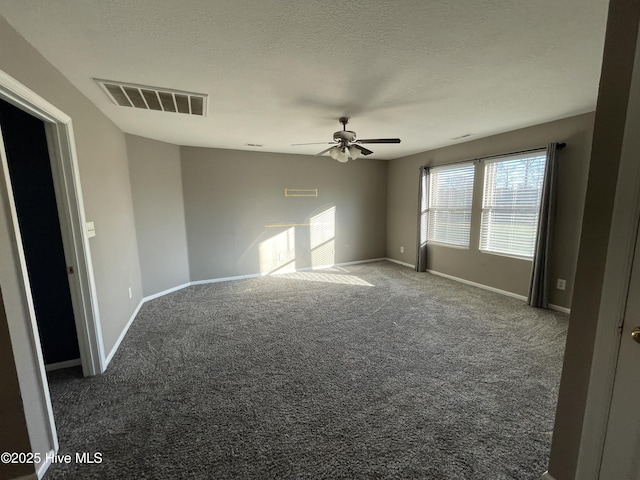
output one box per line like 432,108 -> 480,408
480,151 -> 546,258
426,163 -> 475,247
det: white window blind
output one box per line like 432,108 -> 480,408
427,163 -> 475,247
480,151 -> 547,258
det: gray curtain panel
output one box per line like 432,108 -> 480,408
416,166 -> 429,272
528,143 -> 559,308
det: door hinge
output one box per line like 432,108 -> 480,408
67,266 -> 74,274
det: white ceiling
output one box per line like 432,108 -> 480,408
0,0 -> 609,159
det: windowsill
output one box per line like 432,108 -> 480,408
479,249 -> 533,261
427,241 -> 470,250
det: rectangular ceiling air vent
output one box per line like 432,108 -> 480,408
96,79 -> 207,116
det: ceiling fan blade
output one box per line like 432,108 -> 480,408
355,138 -> 401,144
352,144 -> 374,156
291,142 -> 336,146
316,146 -> 335,156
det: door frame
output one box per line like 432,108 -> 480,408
0,69 -> 105,375
572,22 -> 640,479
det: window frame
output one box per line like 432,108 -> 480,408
479,150 -> 547,260
425,162 -> 476,249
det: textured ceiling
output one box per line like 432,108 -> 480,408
0,0 -> 609,159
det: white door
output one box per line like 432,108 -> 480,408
599,226 -> 640,479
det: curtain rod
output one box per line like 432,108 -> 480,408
421,142 -> 566,169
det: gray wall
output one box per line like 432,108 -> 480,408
387,113 -> 594,308
181,147 -> 388,281
0,15 -> 143,467
127,135 -> 190,297
549,0 -> 640,478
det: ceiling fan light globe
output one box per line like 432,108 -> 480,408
338,146 -> 349,162
329,146 -> 349,162
348,146 -> 361,160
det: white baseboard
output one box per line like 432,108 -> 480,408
36,449 -> 55,479
385,257 -> 415,268
423,269 -> 572,313
541,471 -> 556,480
271,258 -> 387,276
426,269 -> 528,301
190,258 -> 387,285
190,272 -> 263,285
337,257 -> 387,266
549,304 -> 571,314
142,282 -> 191,302
104,300 -> 143,368
45,358 -> 81,371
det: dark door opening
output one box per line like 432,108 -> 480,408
0,98 -> 80,365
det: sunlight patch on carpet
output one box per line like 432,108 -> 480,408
278,271 -> 374,286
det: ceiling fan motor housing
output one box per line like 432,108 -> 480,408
334,130 -> 356,143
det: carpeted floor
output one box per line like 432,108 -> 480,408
45,261 -> 568,479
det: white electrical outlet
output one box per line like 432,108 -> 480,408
557,279 -> 566,291
400,246 -> 405,253
128,287 -> 132,299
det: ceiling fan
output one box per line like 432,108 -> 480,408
292,117 -> 401,162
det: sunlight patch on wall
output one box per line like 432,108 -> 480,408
278,271 -> 373,287
258,227 -> 296,274
310,206 -> 336,269
311,241 -> 335,269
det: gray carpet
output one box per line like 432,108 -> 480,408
46,261 -> 568,479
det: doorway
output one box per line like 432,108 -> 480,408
0,67 -> 105,379
0,68 -> 106,475
0,98 -> 80,368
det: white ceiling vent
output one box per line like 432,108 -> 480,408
95,79 -> 207,116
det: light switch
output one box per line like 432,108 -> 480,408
86,221 -> 96,238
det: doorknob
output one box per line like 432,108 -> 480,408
632,327 -> 640,344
